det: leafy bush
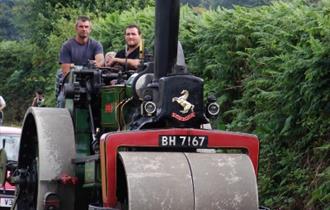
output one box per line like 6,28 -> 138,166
185,1 -> 330,209
0,40 -> 40,122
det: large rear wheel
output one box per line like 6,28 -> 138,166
14,108 -> 76,210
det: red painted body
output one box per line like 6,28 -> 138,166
100,128 -> 259,207
0,171 -> 15,190
0,171 -> 15,191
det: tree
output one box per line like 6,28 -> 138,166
0,0 -> 19,40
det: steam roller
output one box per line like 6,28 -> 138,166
4,0 -> 261,209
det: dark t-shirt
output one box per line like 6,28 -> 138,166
59,38 -> 103,66
115,46 -> 151,71
115,46 -> 141,59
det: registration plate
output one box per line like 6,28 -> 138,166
0,197 -> 13,207
159,135 -> 208,148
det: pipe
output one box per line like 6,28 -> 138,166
154,0 -> 180,80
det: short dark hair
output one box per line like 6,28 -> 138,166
125,24 -> 141,35
36,89 -> 43,95
76,16 -> 91,26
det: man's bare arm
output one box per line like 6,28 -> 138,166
112,57 -> 140,70
0,97 -> 6,111
31,97 -> 37,107
61,63 -> 72,76
95,53 -> 105,67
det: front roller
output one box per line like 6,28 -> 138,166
13,107 -> 76,210
186,153 -> 258,209
119,152 -> 258,210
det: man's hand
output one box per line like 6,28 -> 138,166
105,56 -> 116,67
95,53 -> 104,67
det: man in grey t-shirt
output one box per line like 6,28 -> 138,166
59,15 -> 104,76
57,16 -> 104,107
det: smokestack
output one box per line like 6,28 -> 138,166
154,0 -> 180,80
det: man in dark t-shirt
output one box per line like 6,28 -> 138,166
105,24 -> 145,71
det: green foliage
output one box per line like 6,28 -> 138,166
10,0 -> 154,47
0,0 -> 19,40
0,40 -> 41,122
181,0 -> 273,8
185,1 -> 329,209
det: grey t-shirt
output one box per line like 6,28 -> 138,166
59,38 -> 103,66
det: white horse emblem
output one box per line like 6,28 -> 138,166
172,90 -> 195,114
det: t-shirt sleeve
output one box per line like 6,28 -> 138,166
59,44 -> 72,64
95,41 -> 104,55
115,50 -> 126,58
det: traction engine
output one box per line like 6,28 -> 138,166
3,0 -> 260,209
